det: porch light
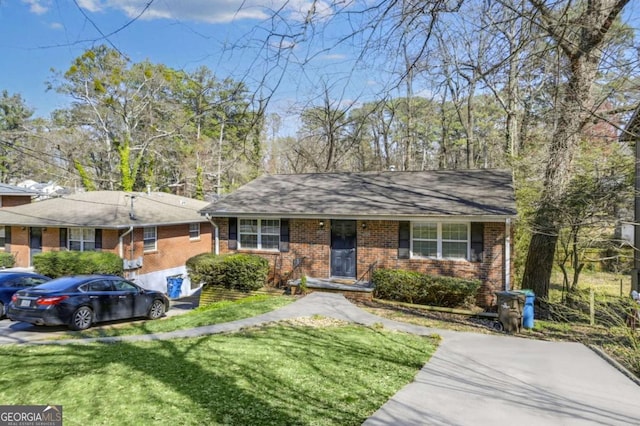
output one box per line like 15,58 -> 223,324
361,222 -> 367,229
319,220 -> 324,229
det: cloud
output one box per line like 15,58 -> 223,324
49,22 -> 63,30
22,0 -> 49,15
77,0 -> 103,13
322,53 -> 347,60
74,0 -> 330,24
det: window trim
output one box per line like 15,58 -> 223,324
410,222 -> 470,260
143,226 -> 158,252
238,218 -> 280,251
68,227 -> 97,252
189,223 -> 201,241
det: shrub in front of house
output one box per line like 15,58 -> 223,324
33,251 -> 123,278
372,268 -> 481,308
0,252 -> 15,268
186,253 -> 269,292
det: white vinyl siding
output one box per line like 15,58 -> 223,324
239,219 -> 280,250
411,222 -> 469,260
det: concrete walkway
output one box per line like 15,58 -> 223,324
7,292 -> 640,424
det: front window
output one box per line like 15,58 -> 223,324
411,222 -> 469,260
239,219 -> 280,250
189,223 -> 200,240
143,227 -> 157,252
69,228 -> 96,251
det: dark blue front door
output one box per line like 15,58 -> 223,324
29,227 -> 42,266
331,220 -> 356,278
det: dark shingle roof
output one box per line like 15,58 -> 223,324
201,169 -> 516,219
0,191 -> 209,228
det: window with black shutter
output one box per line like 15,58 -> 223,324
279,219 -> 289,252
228,218 -> 238,250
95,229 -> 102,250
59,228 -> 67,250
470,223 -> 484,262
398,221 -> 410,259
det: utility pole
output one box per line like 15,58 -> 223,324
621,105 -> 640,292
217,120 -> 225,196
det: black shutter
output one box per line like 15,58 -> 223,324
471,223 -> 484,262
59,228 -> 67,249
398,221 -> 410,259
228,218 -> 238,250
95,229 -> 102,250
279,219 -> 289,252
4,226 -> 10,248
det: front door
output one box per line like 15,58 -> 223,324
331,220 -> 356,278
29,227 -> 43,266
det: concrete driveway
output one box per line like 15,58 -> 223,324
0,292 -> 638,424
0,297 -> 195,344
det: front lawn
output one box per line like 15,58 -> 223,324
61,295 -> 294,339
0,321 -> 438,425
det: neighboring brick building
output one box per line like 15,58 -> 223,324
200,169 -> 516,307
0,191 -> 212,296
0,183 -> 37,208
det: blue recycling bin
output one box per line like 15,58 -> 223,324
520,289 -> 535,329
166,276 -> 183,299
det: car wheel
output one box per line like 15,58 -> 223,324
148,300 -> 165,320
0,302 -> 4,319
69,306 -> 93,331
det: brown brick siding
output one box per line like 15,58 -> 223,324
122,223 -> 213,275
213,217 -> 513,308
1,195 -> 32,208
8,224 -> 213,275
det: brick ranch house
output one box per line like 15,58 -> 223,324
0,191 -> 212,296
200,169 -> 516,307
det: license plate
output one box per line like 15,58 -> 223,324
20,299 -> 31,307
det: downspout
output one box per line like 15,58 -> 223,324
205,214 -> 219,255
505,218 -> 511,291
119,226 -> 134,259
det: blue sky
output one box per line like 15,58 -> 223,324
2,1 -> 640,131
0,0 -> 385,131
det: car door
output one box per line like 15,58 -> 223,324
111,279 -> 144,319
84,280 -> 118,322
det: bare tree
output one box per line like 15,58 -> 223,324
520,0 -> 631,299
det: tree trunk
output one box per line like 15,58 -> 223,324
522,227 -> 557,299
521,0 -> 628,299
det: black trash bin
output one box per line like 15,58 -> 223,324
495,291 -> 525,333
166,275 -> 183,299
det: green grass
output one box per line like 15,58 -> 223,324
0,323 -> 438,425
549,269 -> 631,301
62,295 -> 294,339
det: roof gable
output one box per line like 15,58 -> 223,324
201,169 -> 516,219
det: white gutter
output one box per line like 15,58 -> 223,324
505,218 -> 511,291
205,214 -> 219,255
119,226 -> 134,258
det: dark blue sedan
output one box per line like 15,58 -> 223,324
0,271 -> 51,318
7,275 -> 170,330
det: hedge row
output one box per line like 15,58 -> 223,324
186,253 -> 269,292
0,252 -> 15,268
32,251 -> 123,278
372,268 -> 481,308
